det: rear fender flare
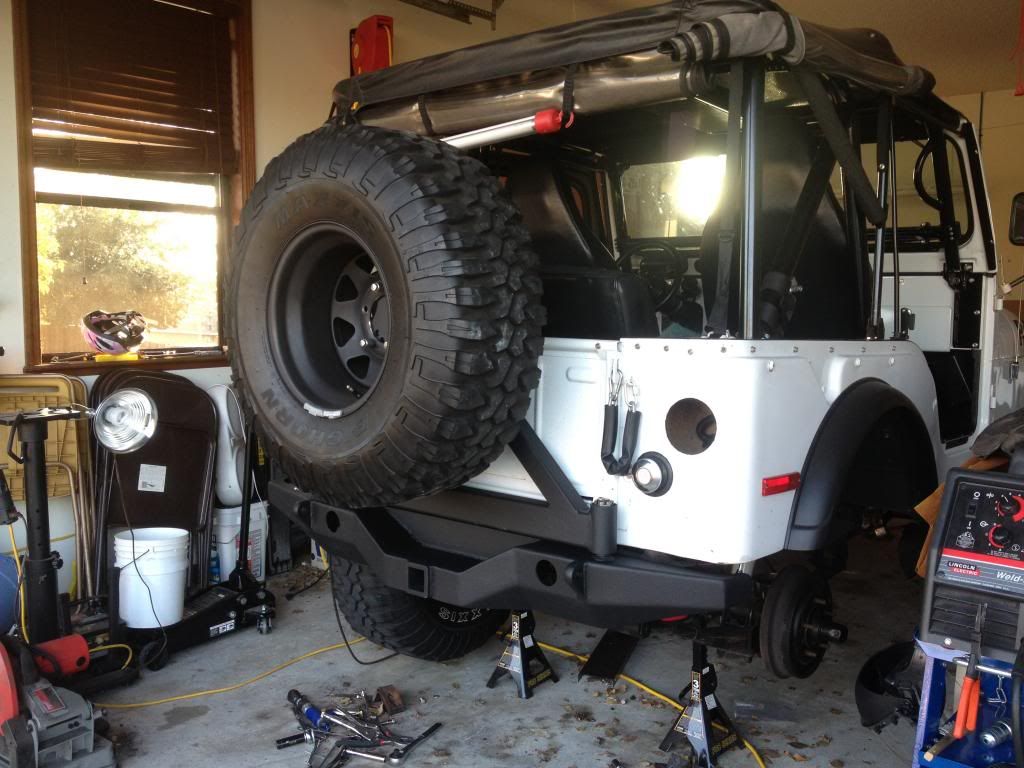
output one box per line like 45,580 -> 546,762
785,378 -> 938,551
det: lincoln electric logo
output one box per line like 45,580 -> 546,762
996,571 -> 1024,583
947,560 -> 979,576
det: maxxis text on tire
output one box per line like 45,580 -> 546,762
330,554 -> 507,662
226,122 -> 545,508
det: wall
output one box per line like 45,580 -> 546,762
251,0 -> 593,172
0,0 -> 24,374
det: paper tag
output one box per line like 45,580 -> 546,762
523,636 -> 534,648
138,464 -> 167,493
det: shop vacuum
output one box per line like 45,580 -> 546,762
916,410 -> 1024,767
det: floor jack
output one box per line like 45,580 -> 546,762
659,641 -> 741,768
122,420 -> 274,665
75,420 -> 276,687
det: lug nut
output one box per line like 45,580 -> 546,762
370,282 -> 380,292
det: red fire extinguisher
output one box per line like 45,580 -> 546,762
350,15 -> 393,76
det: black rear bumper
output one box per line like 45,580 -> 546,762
270,481 -> 753,627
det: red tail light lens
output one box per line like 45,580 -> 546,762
762,472 -> 801,496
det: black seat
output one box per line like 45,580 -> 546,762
505,160 -> 658,339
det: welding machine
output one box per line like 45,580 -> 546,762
917,462 -> 1024,767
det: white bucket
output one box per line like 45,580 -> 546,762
213,502 -> 268,582
114,528 -> 189,628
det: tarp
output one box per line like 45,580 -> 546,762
333,0 -> 934,114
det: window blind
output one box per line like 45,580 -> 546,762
27,0 -> 240,175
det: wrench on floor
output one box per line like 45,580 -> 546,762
387,723 -> 442,764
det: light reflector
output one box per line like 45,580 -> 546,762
762,472 -> 801,497
93,388 -> 158,454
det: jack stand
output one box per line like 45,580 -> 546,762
486,610 -> 557,698
659,641 -> 740,768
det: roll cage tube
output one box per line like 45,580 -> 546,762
793,68 -> 913,341
706,60 -> 745,337
740,60 -> 763,340
867,97 -> 893,340
706,59 -> 762,339
928,124 -> 966,287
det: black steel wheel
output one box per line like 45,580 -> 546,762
268,225 -> 391,414
759,565 -> 844,679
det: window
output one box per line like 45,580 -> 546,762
621,155 -> 727,238
14,0 -> 254,367
831,132 -> 972,251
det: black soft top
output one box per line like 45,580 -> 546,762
334,0 -> 934,113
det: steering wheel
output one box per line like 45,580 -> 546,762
628,240 -> 685,312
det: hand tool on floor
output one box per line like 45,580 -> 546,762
285,688 -> 440,765
387,722 -> 442,764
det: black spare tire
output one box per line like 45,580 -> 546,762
227,123 -> 544,508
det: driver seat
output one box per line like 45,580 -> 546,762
505,160 -> 658,340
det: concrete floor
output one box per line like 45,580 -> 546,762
98,534 -> 921,767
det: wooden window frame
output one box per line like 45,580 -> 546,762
12,0 -> 256,375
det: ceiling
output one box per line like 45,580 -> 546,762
577,0 -> 1021,96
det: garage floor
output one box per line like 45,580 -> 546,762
99,534 -> 920,767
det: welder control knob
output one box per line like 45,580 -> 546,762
998,493 -> 1019,517
631,453 -> 672,497
989,524 -> 1013,549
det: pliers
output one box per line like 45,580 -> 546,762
953,603 -> 987,739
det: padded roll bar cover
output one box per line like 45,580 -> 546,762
505,159 -> 613,270
785,377 -> 937,551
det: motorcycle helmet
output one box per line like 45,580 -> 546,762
80,310 -> 147,354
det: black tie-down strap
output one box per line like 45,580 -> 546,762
602,372 -> 640,476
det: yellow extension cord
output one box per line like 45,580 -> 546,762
91,618 -> 766,767
7,524 -> 28,644
91,643 -> 134,671
536,639 -> 767,768
95,638 -> 367,710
